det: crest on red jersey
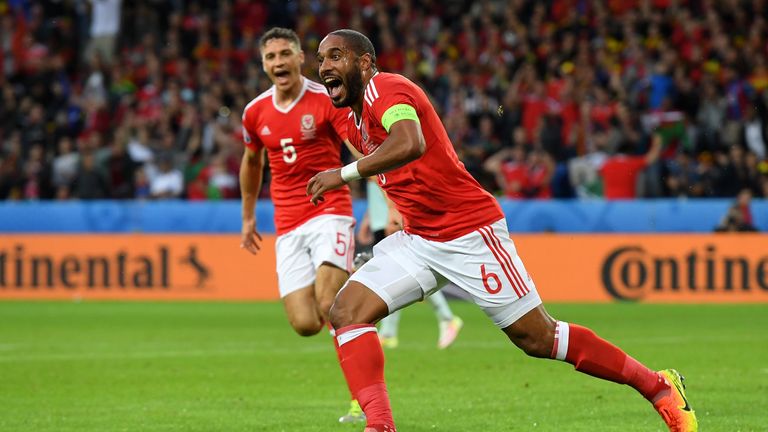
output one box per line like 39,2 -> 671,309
361,122 -> 369,143
360,122 -> 377,154
301,114 -> 314,130
300,114 -> 316,140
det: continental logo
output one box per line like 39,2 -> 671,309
0,244 -> 210,291
602,245 -> 768,300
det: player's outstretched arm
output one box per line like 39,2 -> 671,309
240,147 -> 265,254
306,119 -> 425,205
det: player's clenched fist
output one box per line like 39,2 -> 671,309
307,168 -> 344,205
240,218 -> 263,255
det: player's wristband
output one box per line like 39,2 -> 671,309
340,161 -> 362,183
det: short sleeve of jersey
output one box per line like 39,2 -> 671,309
368,77 -> 420,134
241,110 -> 263,152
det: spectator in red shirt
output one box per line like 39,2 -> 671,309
484,144 -> 528,198
599,134 -> 663,200
525,148 -> 555,199
521,80 -> 548,144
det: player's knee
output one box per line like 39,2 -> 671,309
328,301 -> 350,330
328,281 -> 386,329
289,317 -> 323,337
329,298 -> 367,330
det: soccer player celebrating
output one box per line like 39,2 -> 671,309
239,27 -> 363,424
308,29 -> 697,432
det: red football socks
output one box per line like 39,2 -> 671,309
328,323 -> 355,399
552,321 -> 668,401
335,324 -> 395,428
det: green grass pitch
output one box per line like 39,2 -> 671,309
0,301 -> 765,431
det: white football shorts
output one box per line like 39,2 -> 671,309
348,218 -> 541,328
275,215 -> 356,297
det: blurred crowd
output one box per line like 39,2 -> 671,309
2,0 -> 768,203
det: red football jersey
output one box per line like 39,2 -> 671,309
242,78 -> 353,234
500,161 -> 527,199
348,72 -> 503,241
599,155 -> 647,200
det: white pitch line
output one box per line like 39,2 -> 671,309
1,334 -> 764,363
0,341 -> 507,363
0,344 -> 334,363
608,335 -> 767,344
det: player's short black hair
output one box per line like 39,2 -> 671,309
328,29 -> 377,65
259,27 -> 301,50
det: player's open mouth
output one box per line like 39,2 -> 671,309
323,77 -> 344,100
273,70 -> 291,84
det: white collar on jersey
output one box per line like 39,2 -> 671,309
353,111 -> 362,129
352,72 -> 380,128
271,77 -> 308,114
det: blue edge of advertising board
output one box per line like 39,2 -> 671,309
0,199 -> 765,234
